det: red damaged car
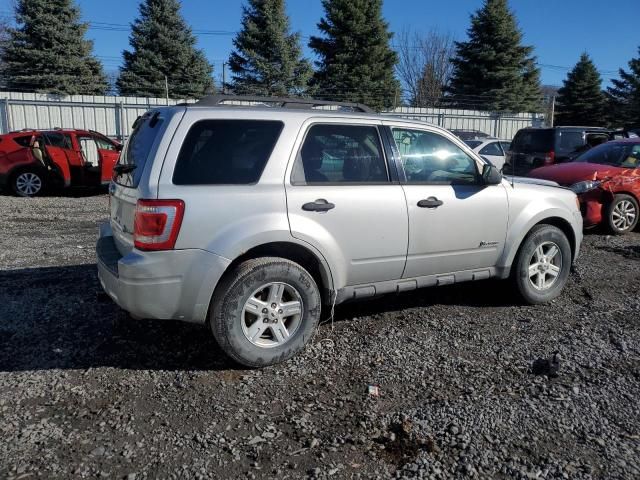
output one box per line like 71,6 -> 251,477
0,129 -> 121,197
529,139 -> 640,234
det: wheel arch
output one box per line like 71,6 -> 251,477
215,241 -> 335,307
499,211 -> 580,276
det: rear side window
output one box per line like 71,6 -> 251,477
116,111 -> 165,187
43,132 -> 72,149
173,120 -> 283,185
479,142 -> 503,156
511,130 -> 554,153
14,136 -> 32,147
291,124 -> 388,184
556,131 -> 585,156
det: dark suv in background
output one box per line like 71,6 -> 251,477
503,127 -> 614,176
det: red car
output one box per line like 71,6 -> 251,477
529,139 -> 640,234
0,129 -> 121,197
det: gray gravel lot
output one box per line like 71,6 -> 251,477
0,193 -> 639,479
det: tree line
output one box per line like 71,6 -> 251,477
0,0 -> 638,125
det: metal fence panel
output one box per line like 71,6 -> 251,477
0,92 -> 545,140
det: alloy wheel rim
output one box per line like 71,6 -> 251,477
612,200 -> 636,231
15,172 -> 42,196
241,282 -> 303,348
528,241 -> 562,291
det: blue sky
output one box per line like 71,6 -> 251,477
1,0 -> 638,88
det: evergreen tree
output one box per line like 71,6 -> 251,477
117,0 -> 214,98
606,47 -> 640,128
229,0 -> 311,96
555,53 -> 606,126
309,0 -> 400,111
1,0 -> 108,95
448,0 -> 541,112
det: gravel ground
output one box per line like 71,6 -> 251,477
0,194 -> 639,480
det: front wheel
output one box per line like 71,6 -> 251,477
12,169 -> 45,197
513,225 -> 572,305
210,257 -> 321,367
606,194 -> 638,234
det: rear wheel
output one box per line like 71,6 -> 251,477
12,169 -> 45,197
210,257 -> 321,367
513,225 -> 572,304
606,194 -> 638,234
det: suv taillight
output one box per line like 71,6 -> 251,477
544,151 -> 555,165
134,199 -> 185,251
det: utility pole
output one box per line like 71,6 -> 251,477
550,95 -> 556,127
222,62 -> 227,95
164,75 -> 170,105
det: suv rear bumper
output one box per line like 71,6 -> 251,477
96,223 -> 231,324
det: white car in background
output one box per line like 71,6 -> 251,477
464,139 -> 511,170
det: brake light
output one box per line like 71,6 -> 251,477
544,151 -> 555,165
134,199 -> 185,251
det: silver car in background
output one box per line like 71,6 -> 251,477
97,96 -> 583,367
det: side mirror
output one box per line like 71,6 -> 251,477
115,143 -> 123,152
482,163 -> 503,185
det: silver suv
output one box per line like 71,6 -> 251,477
97,96 -> 583,367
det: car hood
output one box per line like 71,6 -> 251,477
529,162 -> 624,186
504,175 -> 560,187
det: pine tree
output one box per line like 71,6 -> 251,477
606,46 -> 640,128
309,0 -> 400,111
1,0 -> 108,95
555,53 -> 606,126
448,0 -> 541,112
117,0 -> 214,98
229,0 -> 311,96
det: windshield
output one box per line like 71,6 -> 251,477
115,111 -> 164,187
575,142 -> 640,168
511,130 -> 554,153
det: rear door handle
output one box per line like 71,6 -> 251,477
302,199 -> 335,212
417,197 -> 443,208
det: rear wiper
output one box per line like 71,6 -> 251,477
113,164 -> 137,175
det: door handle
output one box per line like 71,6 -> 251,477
417,197 -> 444,208
302,199 -> 335,212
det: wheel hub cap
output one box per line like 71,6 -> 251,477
528,241 -> 563,291
241,282 -> 303,348
612,200 -> 637,231
16,172 -> 42,196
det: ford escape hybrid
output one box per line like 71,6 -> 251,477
97,95 -> 583,367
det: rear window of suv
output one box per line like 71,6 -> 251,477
511,130 -> 554,153
115,111 -> 165,187
173,120 -> 283,185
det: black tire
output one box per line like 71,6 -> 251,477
605,194 -> 639,235
210,257 -> 321,368
11,168 -> 46,197
513,224 -> 572,305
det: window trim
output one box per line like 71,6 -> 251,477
385,125 -> 485,186
290,122 -> 395,186
171,119 -> 285,187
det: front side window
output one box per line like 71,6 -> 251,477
292,124 -> 388,184
392,128 -> 479,184
78,136 -> 100,167
173,120 -> 283,185
479,141 -> 504,156
94,135 -> 117,151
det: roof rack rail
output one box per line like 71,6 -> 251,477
192,94 -> 374,113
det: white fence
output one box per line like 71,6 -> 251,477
0,91 -> 545,140
387,107 -> 545,140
